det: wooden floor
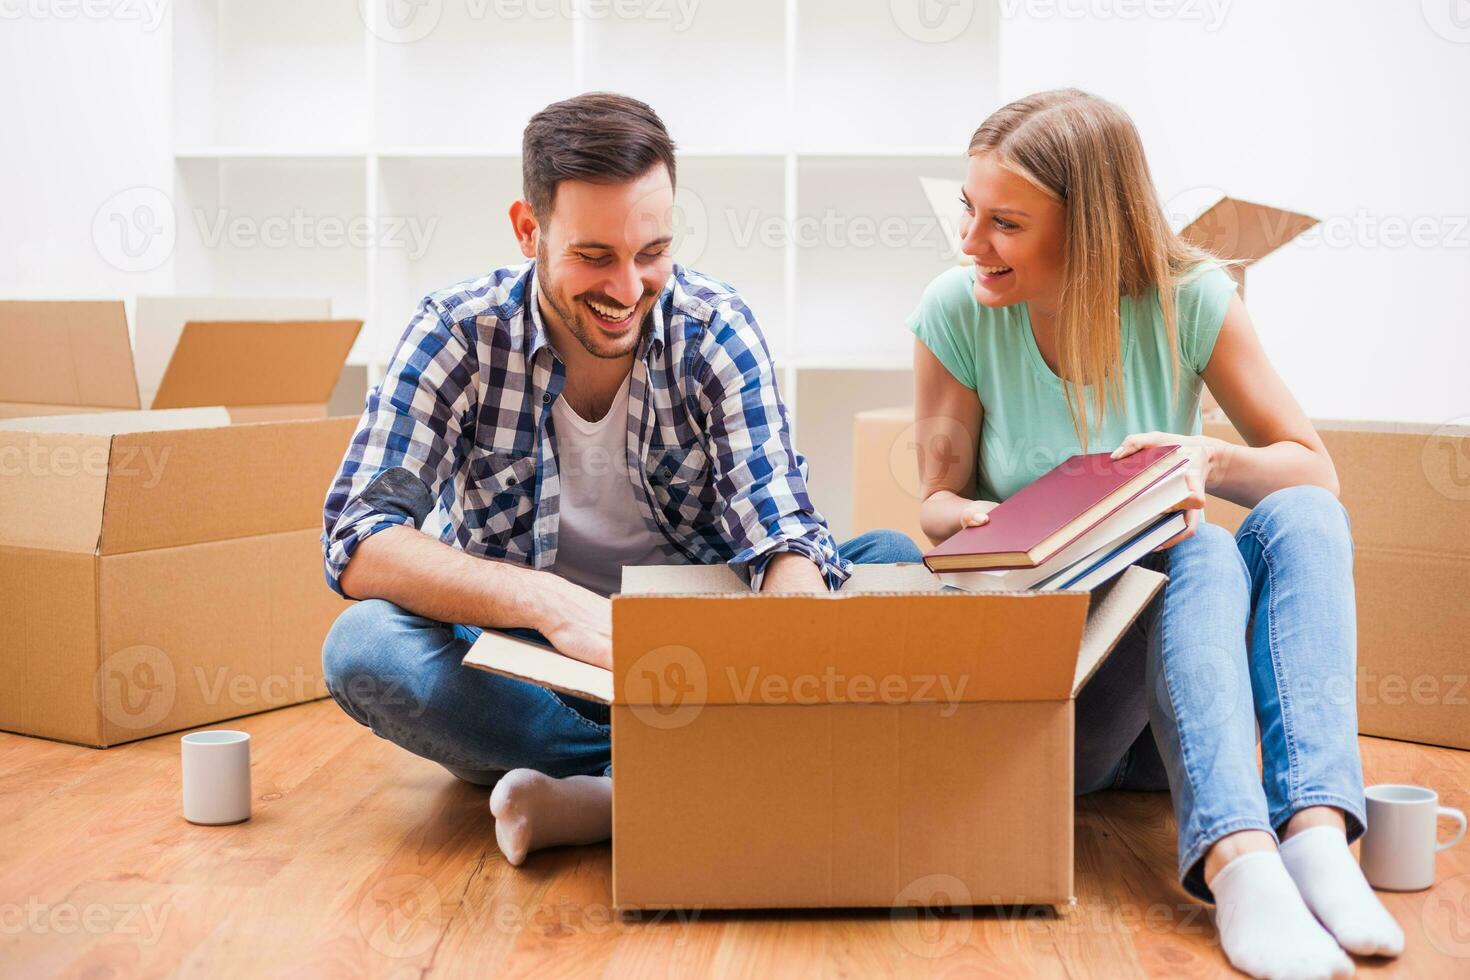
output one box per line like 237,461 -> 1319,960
3,701 -> 1468,978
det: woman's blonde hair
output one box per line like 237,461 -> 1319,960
969,88 -> 1222,450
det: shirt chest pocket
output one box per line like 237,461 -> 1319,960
463,450 -> 537,545
644,445 -> 714,511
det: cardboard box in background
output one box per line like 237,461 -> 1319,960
468,562 -> 1166,910
1204,419 -> 1470,752
853,406 -> 1470,752
0,300 -> 361,423
134,296 -> 373,421
0,408 -> 357,747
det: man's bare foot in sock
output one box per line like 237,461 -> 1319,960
488,769 -> 612,866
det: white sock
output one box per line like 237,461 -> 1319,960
1281,825 -> 1404,957
488,769 -> 612,867
1211,850 -> 1355,980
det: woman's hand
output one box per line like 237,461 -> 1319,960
1111,432 -> 1226,552
959,499 -> 999,529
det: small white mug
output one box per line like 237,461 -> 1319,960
181,730 -> 252,825
1360,783 -> 1466,891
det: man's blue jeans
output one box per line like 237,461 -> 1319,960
1072,485 -> 1367,901
322,529 -> 925,786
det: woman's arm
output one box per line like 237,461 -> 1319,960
914,339 -> 995,546
1199,292 -> 1340,507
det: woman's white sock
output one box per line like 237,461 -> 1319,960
1211,849 -> 1355,980
1280,825 -> 1405,957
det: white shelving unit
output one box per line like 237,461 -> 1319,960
169,0 -> 1000,536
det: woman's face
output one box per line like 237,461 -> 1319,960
958,152 -> 1067,313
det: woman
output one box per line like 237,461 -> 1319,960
910,89 -> 1400,980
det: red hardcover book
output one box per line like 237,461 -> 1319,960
922,445 -> 1186,572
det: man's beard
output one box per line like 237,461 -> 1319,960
536,244 -> 651,361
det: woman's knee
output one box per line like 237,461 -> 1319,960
1239,484 -> 1353,558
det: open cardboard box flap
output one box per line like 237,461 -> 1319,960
151,320 -> 361,410
0,301 -> 140,413
464,564 -> 1165,706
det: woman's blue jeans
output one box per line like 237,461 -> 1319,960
1074,484 -> 1367,901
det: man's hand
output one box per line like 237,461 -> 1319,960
759,551 -> 828,593
1111,432 -> 1225,552
531,575 -> 613,670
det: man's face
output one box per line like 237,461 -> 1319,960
531,165 -> 676,360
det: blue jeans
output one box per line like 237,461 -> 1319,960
1073,485 -> 1367,902
321,529 -> 924,787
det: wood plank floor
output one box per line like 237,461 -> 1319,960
3,700 -> 1468,978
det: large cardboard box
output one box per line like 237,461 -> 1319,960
852,406 -> 1470,752
0,407 -> 357,747
466,562 -> 1166,909
0,300 -> 360,423
1204,419 -> 1470,752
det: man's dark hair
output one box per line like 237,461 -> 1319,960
522,92 -> 677,219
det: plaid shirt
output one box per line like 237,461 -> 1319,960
322,261 -> 849,596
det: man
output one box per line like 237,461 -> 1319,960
320,92 -> 920,867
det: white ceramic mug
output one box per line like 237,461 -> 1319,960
1360,784 -> 1466,891
181,730 -> 252,825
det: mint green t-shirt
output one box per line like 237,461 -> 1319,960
907,263 -> 1237,503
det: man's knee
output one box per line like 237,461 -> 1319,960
321,599 -> 436,724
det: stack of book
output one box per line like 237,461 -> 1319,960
924,444 -> 1191,593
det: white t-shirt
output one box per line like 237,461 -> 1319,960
549,374 -> 669,596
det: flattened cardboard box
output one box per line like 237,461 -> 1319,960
0,300 -> 359,423
851,406 -> 1470,752
467,562 -> 1165,909
0,409 -> 357,747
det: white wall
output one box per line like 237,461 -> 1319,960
1,2 -> 1464,428
997,0 -> 1470,426
0,2 -> 173,324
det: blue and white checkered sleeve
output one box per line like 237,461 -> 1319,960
320,298 -> 478,597
696,298 -> 851,592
